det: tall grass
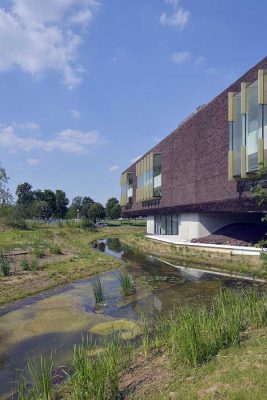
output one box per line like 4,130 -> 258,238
15,289 -> 267,399
118,269 -> 134,296
154,289 -> 267,367
65,337 -> 122,400
18,355 -> 53,400
90,276 -> 104,304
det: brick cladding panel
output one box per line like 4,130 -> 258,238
122,57 -> 267,216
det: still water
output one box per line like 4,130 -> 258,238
0,238 -> 256,399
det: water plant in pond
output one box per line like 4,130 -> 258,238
154,289 -> 267,368
118,268 -> 134,296
63,337 -> 122,400
90,276 -> 104,304
18,355 -> 53,400
90,319 -> 141,340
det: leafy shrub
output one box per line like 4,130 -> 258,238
20,259 -> 30,271
30,260 -> 39,271
0,251 -> 10,276
32,248 -> 45,258
49,244 -> 62,255
0,205 -> 27,229
20,258 -> 39,271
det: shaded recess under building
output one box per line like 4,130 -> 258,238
120,57 -> 267,244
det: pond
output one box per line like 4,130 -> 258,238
0,238 -> 259,399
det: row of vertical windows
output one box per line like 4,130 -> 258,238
136,153 -> 162,201
228,70 -> 267,178
154,215 -> 179,235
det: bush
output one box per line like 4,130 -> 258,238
49,244 -> 62,255
0,205 -> 27,229
20,259 -> 30,271
32,248 -> 45,258
0,251 -> 10,276
20,258 -> 39,271
79,218 -> 96,230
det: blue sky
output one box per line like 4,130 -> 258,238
0,0 -> 266,205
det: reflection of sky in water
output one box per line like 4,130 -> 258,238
0,239 -> 255,399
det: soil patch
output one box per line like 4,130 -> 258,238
191,223 -> 266,247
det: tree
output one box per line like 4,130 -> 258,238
31,200 -> 52,220
105,197 -> 120,219
87,202 -> 105,223
55,190 -> 69,218
0,166 -> 13,205
110,203 -> 121,219
71,196 -> 83,210
42,190 -> 56,217
16,182 -> 34,207
81,196 -> 94,217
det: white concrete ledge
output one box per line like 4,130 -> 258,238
146,234 -> 261,256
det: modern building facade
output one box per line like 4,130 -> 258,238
120,57 -> 267,242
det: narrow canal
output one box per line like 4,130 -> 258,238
0,238 -> 258,399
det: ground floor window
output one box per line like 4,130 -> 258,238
154,215 -> 179,235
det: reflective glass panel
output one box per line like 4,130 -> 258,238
246,80 -> 261,172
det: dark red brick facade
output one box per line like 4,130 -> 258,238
121,57 -> 267,217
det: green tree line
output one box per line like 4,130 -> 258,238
0,165 -> 121,226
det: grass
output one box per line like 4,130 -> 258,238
118,268 -> 134,296
90,275 -> 104,304
18,355 -> 53,400
0,224 -> 144,305
14,289 -> 267,400
153,289 -> 267,368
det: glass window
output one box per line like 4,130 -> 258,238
232,93 -> 242,176
153,153 -> 162,197
246,80 -> 261,172
172,215 -> 179,235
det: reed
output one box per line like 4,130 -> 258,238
66,337 -> 122,400
154,289 -> 267,368
90,276 -> 104,304
118,269 -> 134,296
18,355 -> 53,400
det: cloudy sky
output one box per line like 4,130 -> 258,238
0,0 -> 266,204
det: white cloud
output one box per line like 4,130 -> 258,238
130,155 -> 142,164
206,67 -> 218,75
18,122 -> 40,130
195,56 -> 206,65
160,0 -> 190,29
0,0 -> 99,89
71,109 -> 81,118
69,9 -> 93,26
172,51 -> 191,64
0,124 -> 105,156
26,158 -> 41,165
109,165 -> 119,171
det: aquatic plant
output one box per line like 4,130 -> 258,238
0,251 -> 10,276
90,276 -> 104,304
66,337 -> 122,400
141,316 -> 150,357
154,289 -> 267,367
18,355 -> 53,400
118,269 -> 134,296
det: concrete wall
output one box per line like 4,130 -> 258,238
146,212 -> 263,242
146,216 -> 155,234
